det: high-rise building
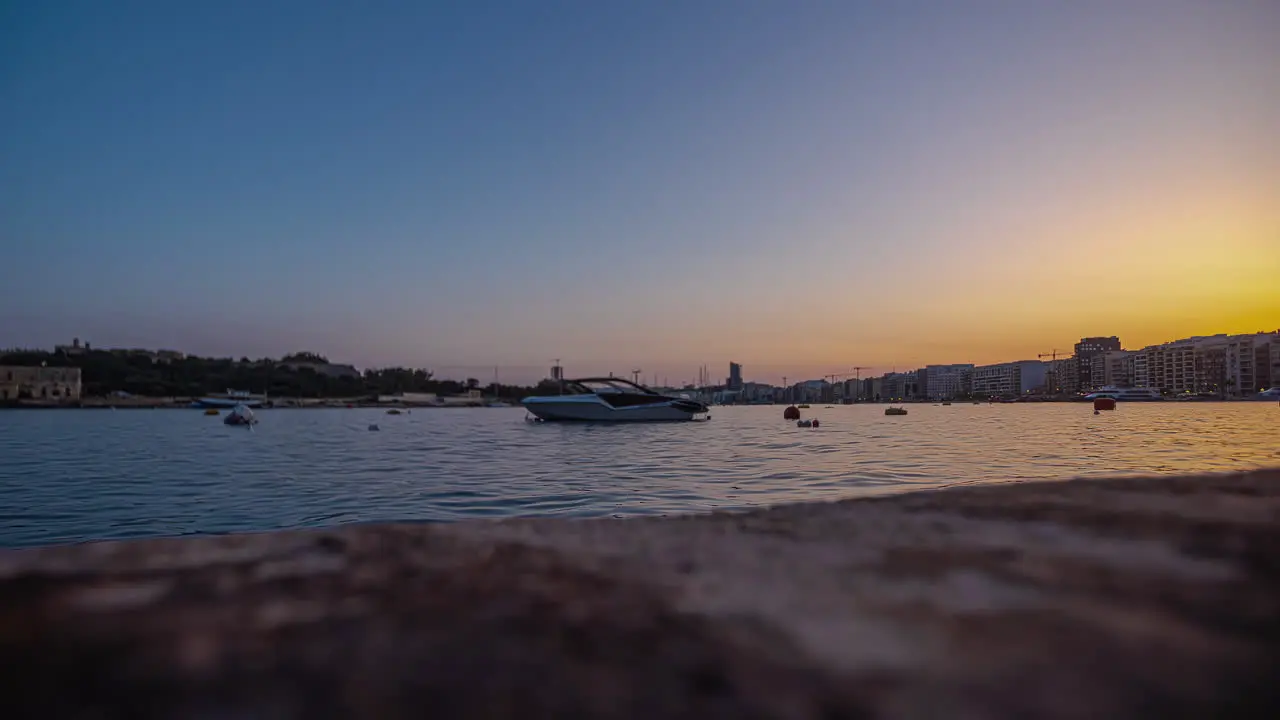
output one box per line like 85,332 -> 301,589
1074,336 -> 1121,391
727,362 -> 743,391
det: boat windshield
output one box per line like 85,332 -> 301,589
564,378 -> 661,396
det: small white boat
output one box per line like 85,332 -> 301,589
1082,387 -> 1162,401
197,389 -> 266,409
223,403 -> 258,426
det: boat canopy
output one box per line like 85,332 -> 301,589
561,377 -> 663,396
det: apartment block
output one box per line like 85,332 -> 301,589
1146,340 -> 1197,394
1140,332 -> 1279,397
1225,333 -> 1276,397
1131,351 -> 1150,389
970,360 -> 1048,397
1094,350 -> 1134,387
1074,336 -> 1121,390
1047,356 -> 1079,394
880,371 -> 920,401
923,364 -> 974,399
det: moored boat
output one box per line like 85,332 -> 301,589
1082,387 -> 1163,402
195,389 -> 266,409
223,403 -> 258,426
522,377 -> 709,422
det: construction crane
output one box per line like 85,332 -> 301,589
820,367 -> 873,402
1037,350 -> 1064,394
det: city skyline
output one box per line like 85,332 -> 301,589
3,1 -> 1278,373
9,323 -> 1277,388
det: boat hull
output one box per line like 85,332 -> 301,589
523,396 -> 706,422
196,397 -> 264,409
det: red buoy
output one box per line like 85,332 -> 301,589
1093,397 -> 1116,411
783,405 -> 800,420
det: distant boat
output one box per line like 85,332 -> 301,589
1082,387 -> 1162,402
885,406 -> 908,416
223,403 -> 257,426
195,389 -> 265,409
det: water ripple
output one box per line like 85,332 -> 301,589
1,404 -> 1277,547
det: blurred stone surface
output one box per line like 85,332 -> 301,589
2,470 -> 1278,719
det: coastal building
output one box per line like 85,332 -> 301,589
106,348 -> 186,364
0,366 -> 82,401
1268,340 -> 1280,391
1225,333 -> 1276,397
1146,339 -> 1196,395
1047,357 -> 1079,395
1074,336 -> 1121,390
1131,352 -> 1150,390
791,379 -> 829,404
1193,344 -> 1228,395
880,371 -> 919,401
863,376 -> 884,402
727,362 -> 743,391
738,382 -> 775,403
278,360 -> 361,379
970,360 -> 1047,397
54,338 -> 90,356
923,364 -> 973,399
1091,351 -> 1134,388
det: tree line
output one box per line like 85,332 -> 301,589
0,350 -> 558,400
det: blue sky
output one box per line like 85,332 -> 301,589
3,0 -> 1277,383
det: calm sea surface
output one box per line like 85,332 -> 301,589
1,404 -> 1277,548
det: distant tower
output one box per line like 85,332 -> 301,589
728,362 -> 743,391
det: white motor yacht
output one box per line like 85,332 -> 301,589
195,389 -> 266,409
1082,386 -> 1163,401
522,377 -> 710,422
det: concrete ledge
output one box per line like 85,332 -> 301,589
2,470 -> 1278,718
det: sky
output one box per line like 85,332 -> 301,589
2,0 -> 1277,385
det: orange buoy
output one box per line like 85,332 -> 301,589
783,405 -> 800,420
1093,397 -> 1116,411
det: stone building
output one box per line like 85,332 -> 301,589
0,366 -> 82,402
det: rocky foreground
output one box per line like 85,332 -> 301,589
2,470 -> 1278,719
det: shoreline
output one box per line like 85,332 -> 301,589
3,469 -> 1277,718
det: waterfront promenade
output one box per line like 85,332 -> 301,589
3,469 -> 1276,718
